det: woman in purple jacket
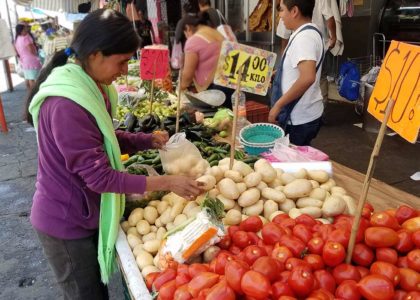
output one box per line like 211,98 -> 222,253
26,9 -> 203,299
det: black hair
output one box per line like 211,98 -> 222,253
25,9 -> 140,123
283,0 -> 315,18
183,0 -> 199,14
198,0 -> 211,6
182,11 -> 212,31
15,24 -> 26,40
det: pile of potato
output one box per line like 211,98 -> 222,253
197,158 -> 356,226
121,192 -> 203,277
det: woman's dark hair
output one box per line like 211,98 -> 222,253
15,24 -> 26,40
26,9 -> 140,123
183,0 -> 199,14
182,11 -> 212,31
283,0 -> 315,19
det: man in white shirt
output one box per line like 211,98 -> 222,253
269,0 -> 324,146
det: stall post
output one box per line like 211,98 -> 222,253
175,69 -> 183,133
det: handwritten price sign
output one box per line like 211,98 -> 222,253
368,41 -> 420,143
214,41 -> 277,96
140,48 -> 169,80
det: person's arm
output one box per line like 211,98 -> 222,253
181,50 -> 199,90
326,16 -> 337,49
268,60 -> 316,123
115,130 -> 153,154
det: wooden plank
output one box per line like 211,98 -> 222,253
332,162 -> 420,211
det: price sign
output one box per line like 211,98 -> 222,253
214,41 -> 277,96
367,41 -> 420,143
140,48 -> 169,80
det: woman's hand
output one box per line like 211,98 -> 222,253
268,105 -> 281,124
151,130 -> 169,149
166,175 -> 205,199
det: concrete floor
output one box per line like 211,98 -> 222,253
0,79 -> 418,299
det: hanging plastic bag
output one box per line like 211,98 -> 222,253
171,40 -> 184,69
216,10 -> 237,42
159,132 -> 209,178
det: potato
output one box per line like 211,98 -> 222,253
224,209 -> 242,225
173,214 -> 188,227
127,234 -> 142,249
310,188 -> 327,201
150,225 -> 158,233
320,179 -> 336,191
296,197 -> 324,208
280,173 -> 296,185
241,214 -> 249,221
238,188 -> 261,207
254,159 -> 277,183
153,254 -> 160,267
330,186 -> 347,195
136,251 -> 154,270
316,218 -> 332,224
259,216 -> 269,225
276,169 -> 284,178
156,227 -> 167,240
293,168 -> 308,179
136,220 -> 151,235
196,175 -> 217,191
160,207 -> 173,225
342,195 -> 357,216
262,188 -> 286,203
132,244 -> 144,257
148,200 -> 160,208
121,221 -> 130,233
279,199 -> 296,213
218,178 -> 240,200
127,227 -> 141,238
283,179 -> 312,199
232,202 -> 241,212
183,201 -> 198,214
170,202 -> 185,220
155,217 -> 163,228
243,200 -> 264,216
224,170 -> 243,183
144,206 -> 158,225
232,161 -> 253,177
166,222 -> 175,231
217,194 -> 235,210
208,188 -> 219,198
185,206 -> 202,218
141,265 -> 160,277
143,239 -> 161,255
308,170 -> 329,183
195,194 -> 206,205
322,195 -> 346,217
218,157 -> 231,166
275,186 -> 284,192
268,178 -> 282,188
128,208 -> 144,226
142,232 -> 156,243
310,180 -> 320,189
218,164 -> 229,173
244,172 -> 262,188
203,246 -> 221,263
264,200 -> 279,220
206,166 -> 224,182
157,201 -> 169,215
236,182 -> 247,194
288,208 -> 302,219
300,207 -> 322,218
269,211 -> 285,222
256,181 -> 268,191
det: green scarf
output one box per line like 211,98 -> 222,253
29,63 -> 124,284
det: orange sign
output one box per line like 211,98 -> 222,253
368,41 -> 420,143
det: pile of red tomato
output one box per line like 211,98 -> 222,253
145,204 -> 420,300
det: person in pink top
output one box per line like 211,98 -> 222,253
14,23 -> 42,90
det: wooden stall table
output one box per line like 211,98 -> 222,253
332,161 -> 419,211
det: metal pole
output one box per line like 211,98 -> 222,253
271,0 -> 276,52
245,0 -> 250,42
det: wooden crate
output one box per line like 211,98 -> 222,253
246,100 -> 269,123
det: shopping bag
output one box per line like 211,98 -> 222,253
159,132 -> 209,178
216,10 -> 237,42
170,40 -> 184,69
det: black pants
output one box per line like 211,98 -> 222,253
35,230 -> 109,300
284,117 -> 322,146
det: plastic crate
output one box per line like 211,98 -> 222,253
246,100 -> 269,123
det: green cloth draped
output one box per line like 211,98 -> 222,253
29,63 -> 124,284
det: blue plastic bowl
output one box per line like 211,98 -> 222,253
239,123 -> 284,154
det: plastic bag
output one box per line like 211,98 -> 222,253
171,40 -> 183,69
216,9 -> 237,42
159,133 -> 209,178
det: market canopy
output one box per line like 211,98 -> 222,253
12,0 -> 99,14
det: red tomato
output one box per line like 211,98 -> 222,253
332,264 -> 361,285
241,270 -> 272,299
187,272 -> 219,298
398,256 -> 410,268
228,225 -> 240,237
407,249 -> 420,272
196,287 -> 210,300
252,256 -> 282,282
308,237 -> 325,255
229,245 -> 241,255
154,268 -> 177,291
243,245 -> 267,266
356,266 -> 370,278
370,261 -> 400,286
365,227 -> 399,248
271,245 -> 294,265
295,214 -> 318,227
248,232 -> 261,245
173,284 -> 192,300
188,263 -> 209,278
314,270 -> 336,294
292,224 -> 313,244
399,268 -> 420,292
402,217 -> 420,233
285,257 -> 310,271
159,280 -> 177,300
376,247 -> 398,265
217,234 -> 231,250
176,273 -> 191,287
396,230 -> 415,253
393,290 -> 408,300
206,280 -> 236,300
272,213 -> 290,225
240,216 -> 263,232
365,203 -> 374,213
233,230 -> 252,249
395,205 -> 418,225
335,280 -> 361,300
412,230 -> 420,248
352,243 -> 375,267
304,254 -> 325,271
357,274 -> 395,300
262,223 -> 285,245
310,288 -> 335,300
272,281 -> 295,298
212,252 -> 233,275
145,272 -> 160,291
277,218 -> 296,231
318,224 -> 335,241
404,291 -> 420,300
262,244 -> 274,256
177,264 -> 189,276
225,259 -> 249,294
328,228 -> 351,248
278,270 -> 291,283
279,235 -> 306,257
278,296 -> 297,300
370,212 -> 400,230
322,241 -> 346,267
288,266 -> 315,297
